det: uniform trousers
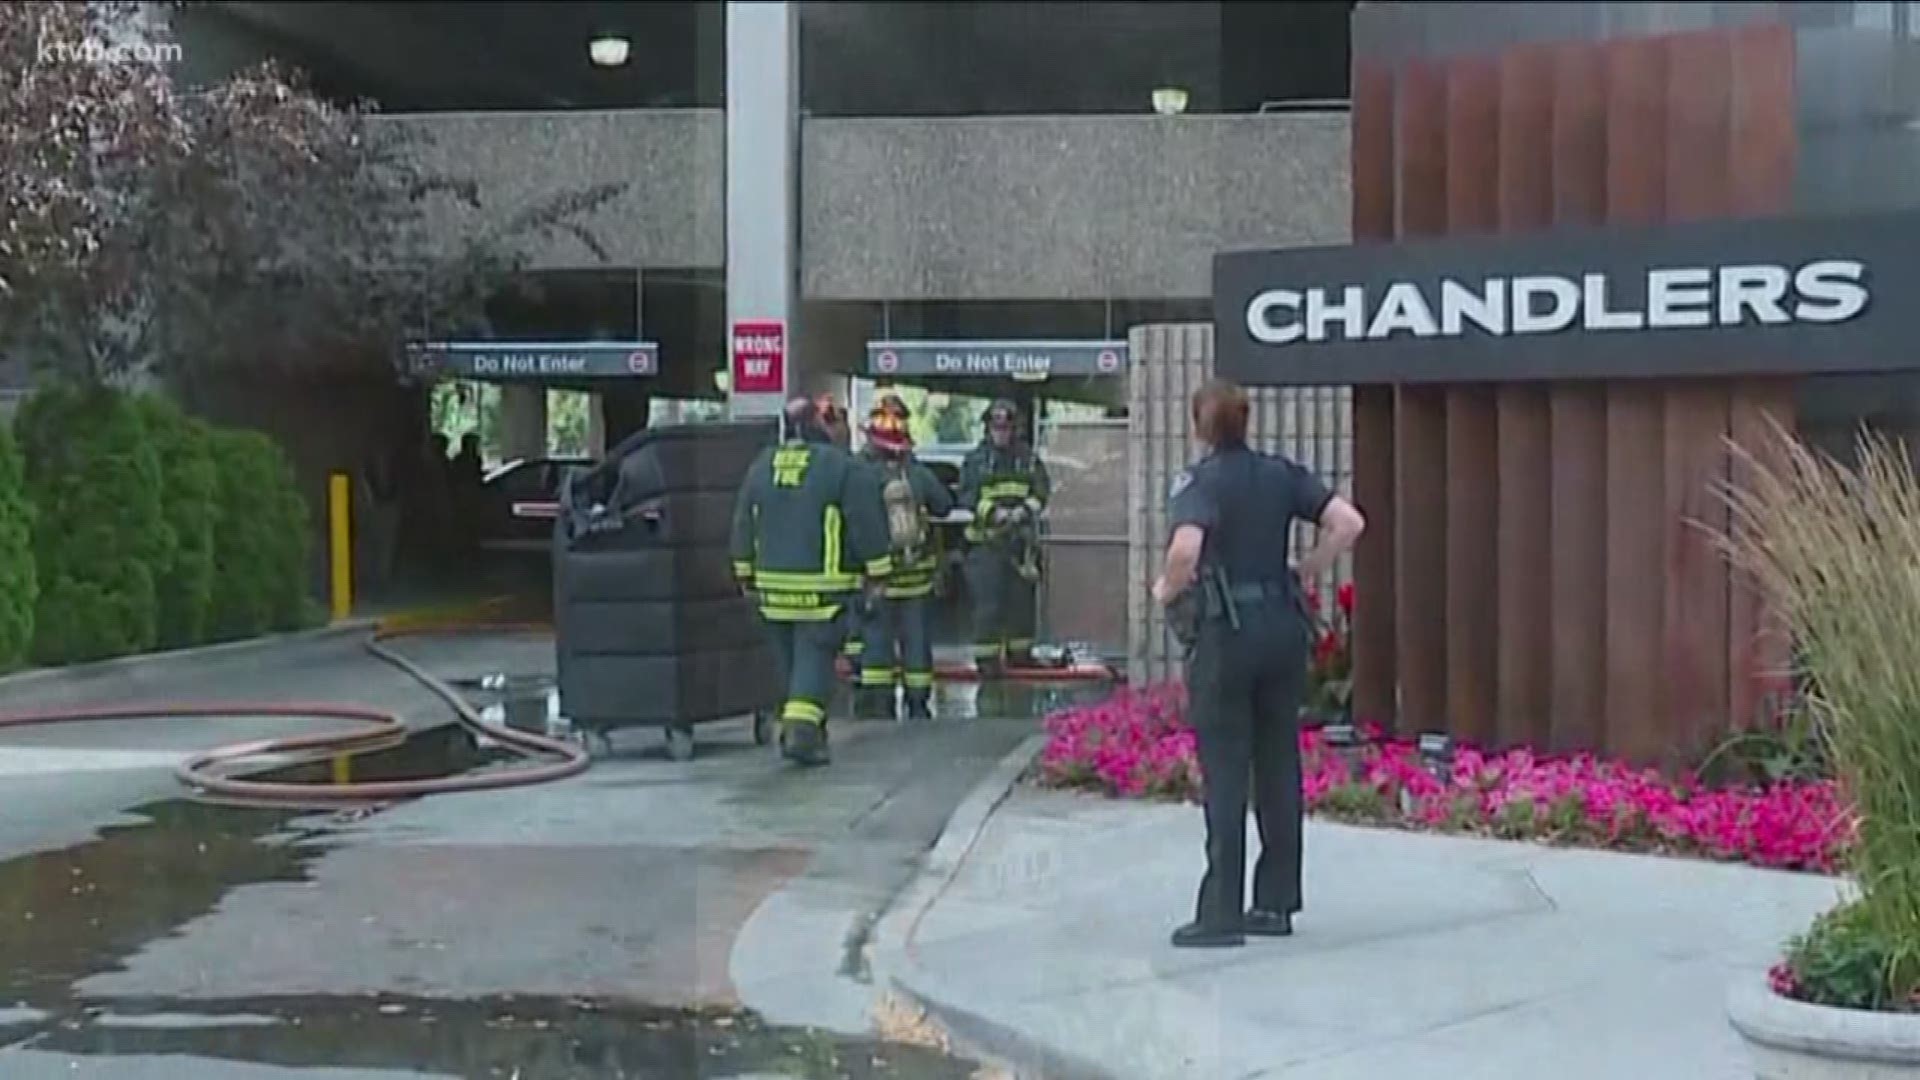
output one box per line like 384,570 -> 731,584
763,612 -> 845,728
964,543 -> 1037,662
1184,601 -> 1310,929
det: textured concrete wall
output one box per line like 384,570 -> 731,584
1127,324 -> 1353,685
800,113 -> 1351,301
375,110 -> 726,271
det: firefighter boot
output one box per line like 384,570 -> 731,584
903,689 -> 934,721
855,687 -> 897,722
780,721 -> 831,767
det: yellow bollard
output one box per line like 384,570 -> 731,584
330,754 -> 352,786
328,472 -> 353,623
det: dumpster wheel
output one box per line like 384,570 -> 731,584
663,724 -> 696,763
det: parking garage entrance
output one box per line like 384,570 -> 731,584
853,339 -> 1130,663
366,338 -> 661,610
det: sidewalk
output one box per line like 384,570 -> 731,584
876,763 -> 1846,1080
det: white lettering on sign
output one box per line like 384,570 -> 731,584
931,351 -> 1055,375
1244,260 -> 1870,345
735,334 -> 782,353
468,353 -> 593,376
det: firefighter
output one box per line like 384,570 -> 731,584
731,396 -> 893,766
840,393 -> 911,670
958,398 -> 1051,675
854,400 -> 955,721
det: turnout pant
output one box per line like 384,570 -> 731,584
1185,601 -> 1310,930
964,544 -> 1037,664
763,613 -> 845,729
858,594 -> 936,700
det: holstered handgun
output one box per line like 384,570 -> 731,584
1165,586 -> 1202,658
1206,566 -> 1241,632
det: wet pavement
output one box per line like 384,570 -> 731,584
0,783 -> 975,1077
0,637 -> 1112,1077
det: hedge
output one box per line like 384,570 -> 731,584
137,397 -> 219,650
17,384 -> 169,665
206,427 -> 312,641
0,424 -> 36,670
8,386 -> 315,664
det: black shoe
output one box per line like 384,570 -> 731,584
1244,910 -> 1294,937
854,690 -> 896,722
780,723 -> 831,767
1170,921 -> 1244,949
903,691 -> 933,721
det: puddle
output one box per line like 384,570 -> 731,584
25,994 -> 979,1078
932,678 -> 1111,723
0,799 -> 309,1007
260,723 -> 512,787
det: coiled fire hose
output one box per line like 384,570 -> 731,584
0,611 -> 589,808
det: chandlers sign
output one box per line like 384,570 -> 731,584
1213,211 -> 1920,385
865,340 -> 1128,379
406,341 -> 659,380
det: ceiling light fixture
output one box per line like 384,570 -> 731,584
589,33 -> 630,68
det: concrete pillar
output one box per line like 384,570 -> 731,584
500,385 -> 547,460
725,0 -> 798,420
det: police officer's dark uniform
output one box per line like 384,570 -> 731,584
958,400 -> 1050,674
1167,439 -> 1331,947
731,400 -> 893,766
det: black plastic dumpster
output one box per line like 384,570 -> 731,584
553,420 -> 782,760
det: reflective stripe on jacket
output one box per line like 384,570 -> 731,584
731,439 -> 892,619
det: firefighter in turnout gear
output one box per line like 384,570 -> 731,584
732,396 -> 894,766
959,398 -> 1051,675
854,400 -> 955,721
840,394 -> 909,668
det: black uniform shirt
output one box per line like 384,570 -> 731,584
1168,443 -> 1333,588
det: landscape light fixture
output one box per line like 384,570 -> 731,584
1151,86 -> 1189,116
589,33 -> 630,68
1418,732 -> 1455,782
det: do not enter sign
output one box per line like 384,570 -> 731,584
876,349 -> 899,374
1097,349 -> 1120,373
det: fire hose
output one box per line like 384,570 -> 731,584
0,615 -> 589,808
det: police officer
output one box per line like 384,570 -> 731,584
854,400 -> 956,721
959,399 -> 1051,676
1152,379 -> 1365,948
732,396 -> 894,766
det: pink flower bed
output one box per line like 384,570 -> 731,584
1036,683 -> 1853,873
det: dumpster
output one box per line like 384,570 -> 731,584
553,420 -> 782,760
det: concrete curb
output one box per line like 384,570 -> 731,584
870,733 -> 1119,1080
0,620 -> 380,695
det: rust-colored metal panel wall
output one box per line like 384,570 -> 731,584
1726,23 -> 1799,733
1546,43 -> 1610,755
1601,36 -> 1672,766
1392,59 -> 1451,735
1345,13 -> 1802,763
1494,45 -> 1554,750
1350,59 -> 1398,729
1441,58 -> 1500,747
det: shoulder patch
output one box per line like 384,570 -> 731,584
1169,469 -> 1195,500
